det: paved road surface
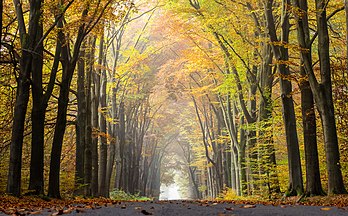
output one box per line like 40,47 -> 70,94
65,200 -> 348,216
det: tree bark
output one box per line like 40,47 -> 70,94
264,0 -> 303,196
98,37 -> 108,197
290,0 -> 324,196
313,0 -> 347,194
84,36 -> 96,196
7,0 -> 42,196
75,42 -> 86,195
28,0 -> 45,195
91,35 -> 99,197
119,101 -> 126,191
48,8 -> 88,198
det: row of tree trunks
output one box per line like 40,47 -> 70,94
291,0 -> 346,195
184,0 -> 346,199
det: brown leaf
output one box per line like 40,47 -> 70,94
225,207 -> 234,211
30,211 -> 42,215
75,208 -> 85,213
141,210 -> 153,215
242,205 -> 256,209
63,209 -> 72,214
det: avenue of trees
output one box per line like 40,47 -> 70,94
0,0 -> 348,200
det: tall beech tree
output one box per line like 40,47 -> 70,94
290,0 -> 324,196
263,0 -> 303,196
7,0 -> 43,196
98,34 -> 108,197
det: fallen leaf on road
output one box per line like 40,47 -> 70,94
50,209 -> 64,216
135,207 -> 142,210
63,208 -> 73,214
225,207 -> 234,211
141,209 -> 153,215
75,208 -> 85,213
30,211 -> 42,215
242,205 -> 256,209
320,207 -> 331,211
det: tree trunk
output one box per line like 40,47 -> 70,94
98,37 -> 108,197
91,36 -> 99,197
301,79 -> 323,196
48,11 -> 87,197
264,0 -> 303,196
28,4 -> 44,194
105,122 -> 115,196
239,118 -> 247,195
75,42 -> 86,195
84,36 -> 96,196
7,62 -> 31,196
119,101 -> 126,190
314,0 -> 347,194
48,65 -> 74,198
291,0 -> 324,196
7,0 -> 42,196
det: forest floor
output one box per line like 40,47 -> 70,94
1,195 -> 348,215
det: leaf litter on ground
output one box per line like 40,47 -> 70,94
1,194 -> 348,215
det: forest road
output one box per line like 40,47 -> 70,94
59,200 -> 348,216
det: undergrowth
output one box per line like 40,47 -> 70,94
109,190 -> 151,201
